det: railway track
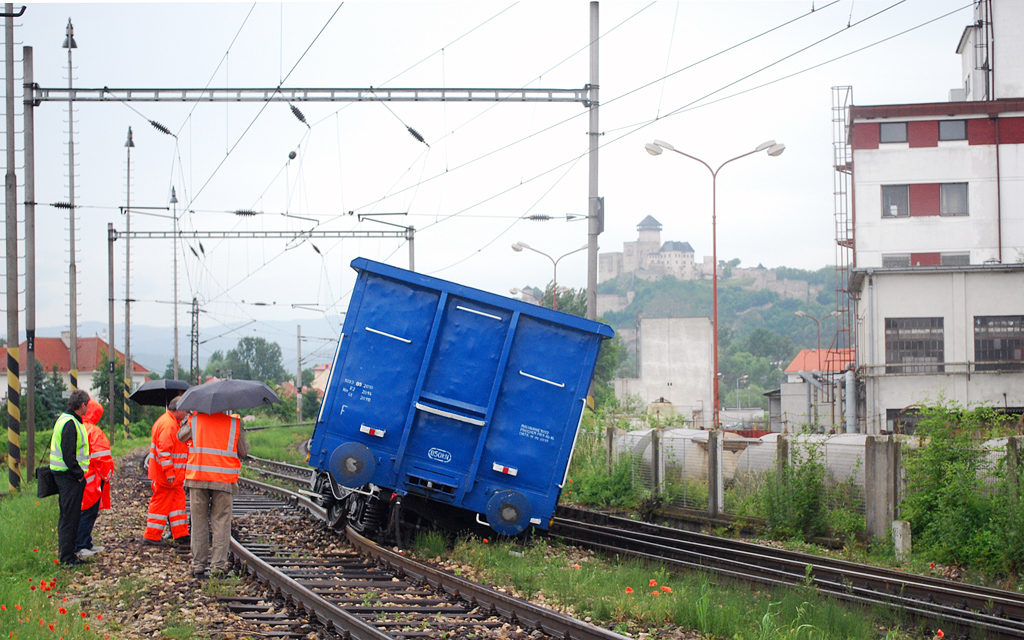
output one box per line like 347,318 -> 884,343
225,477 -> 630,640
245,454 -> 315,486
239,456 -> 1024,636
553,505 -> 1024,639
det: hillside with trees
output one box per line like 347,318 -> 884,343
525,264 -> 841,410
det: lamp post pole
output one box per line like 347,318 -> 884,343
511,242 -> 588,311
795,310 -> 840,363
646,139 -> 785,430
736,374 -> 748,409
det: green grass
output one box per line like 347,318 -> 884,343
245,423 -> 315,465
0,483 -> 105,639
433,536 -> 915,640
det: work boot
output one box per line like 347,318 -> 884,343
174,535 -> 191,548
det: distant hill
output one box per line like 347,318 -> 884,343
596,265 -> 839,353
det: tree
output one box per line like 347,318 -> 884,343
302,368 -> 315,387
21,360 -> 67,429
225,337 -> 287,383
204,350 -> 228,378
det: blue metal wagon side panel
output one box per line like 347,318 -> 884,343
312,258 -> 613,535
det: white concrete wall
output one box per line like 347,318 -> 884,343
855,268 -> 1024,433
612,317 -> 713,421
992,0 -> 1024,99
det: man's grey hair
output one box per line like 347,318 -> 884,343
168,396 -> 181,412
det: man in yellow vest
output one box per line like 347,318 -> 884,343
178,411 -> 249,579
49,389 -> 91,566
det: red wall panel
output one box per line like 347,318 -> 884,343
999,117 -> 1024,144
851,122 -> 879,150
969,118 -> 997,145
909,183 -> 940,216
908,120 -> 938,148
911,252 -> 940,266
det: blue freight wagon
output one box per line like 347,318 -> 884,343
309,258 -> 614,536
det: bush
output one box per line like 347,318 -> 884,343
900,400 -> 1017,575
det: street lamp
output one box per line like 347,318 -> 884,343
511,241 -> 588,311
736,374 -> 748,409
795,310 -> 841,364
646,138 -> 785,430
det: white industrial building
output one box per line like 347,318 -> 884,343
612,317 -> 714,426
846,0 -> 1024,433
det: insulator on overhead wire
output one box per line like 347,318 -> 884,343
189,245 -> 199,258
311,243 -> 321,255
290,103 -> 308,126
52,201 -> 72,209
149,120 -> 172,136
407,126 -> 427,145
234,209 -> 257,217
198,241 -> 205,256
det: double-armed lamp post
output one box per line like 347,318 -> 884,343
511,242 -> 588,311
645,139 -> 785,429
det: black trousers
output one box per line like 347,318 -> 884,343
53,472 -> 85,564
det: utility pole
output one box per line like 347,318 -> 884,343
107,224 -> 116,443
63,18 -> 78,390
5,2 -> 21,490
171,187 -> 179,380
586,1 -> 600,321
123,127 -> 133,438
189,297 -> 199,385
23,44 -> 36,476
296,325 -> 302,424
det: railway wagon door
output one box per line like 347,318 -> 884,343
393,294 -> 513,504
311,271 -> 439,489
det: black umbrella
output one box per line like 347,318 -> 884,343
176,379 -> 281,414
129,379 -> 192,407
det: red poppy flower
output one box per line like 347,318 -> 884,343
929,563 -> 935,568
52,559 -> 58,564
48,623 -> 55,631
651,591 -> 659,596
96,614 -> 102,620
483,538 -> 489,544
32,548 -> 38,552
85,625 -> 89,631
35,501 -> 39,505
625,587 -> 633,594
649,579 -> 657,587
0,605 -> 5,610
80,612 -> 87,618
572,564 -> 580,569
661,586 -> 673,593
936,631 -> 944,639
59,608 -> 66,614
30,586 -> 35,591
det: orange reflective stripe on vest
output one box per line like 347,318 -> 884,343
184,412 -> 241,483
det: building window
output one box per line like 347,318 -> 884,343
882,254 -> 911,268
885,317 -> 944,373
940,183 -> 969,216
938,120 -> 967,140
974,316 -> 1024,371
879,122 -> 908,143
940,253 -> 970,266
882,185 -> 909,218
886,408 -> 922,435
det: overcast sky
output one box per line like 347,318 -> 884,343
1,0 -> 973,362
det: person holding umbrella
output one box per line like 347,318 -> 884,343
176,380 -> 276,579
144,396 -> 191,546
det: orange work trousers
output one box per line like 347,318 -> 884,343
144,482 -> 189,541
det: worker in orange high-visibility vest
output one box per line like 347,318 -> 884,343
178,410 -> 249,579
76,399 -> 114,558
144,397 -> 190,546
